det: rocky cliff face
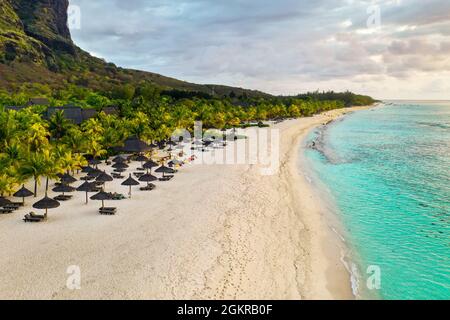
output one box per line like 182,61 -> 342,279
0,0 -> 76,68
11,0 -> 74,53
0,0 -> 269,98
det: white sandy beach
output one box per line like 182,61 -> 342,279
0,107 -> 369,300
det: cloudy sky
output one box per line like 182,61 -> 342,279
69,0 -> 450,100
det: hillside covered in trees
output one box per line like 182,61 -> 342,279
0,0 -> 376,196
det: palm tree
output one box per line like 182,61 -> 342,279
55,146 -> 87,174
48,110 -> 72,140
61,127 -> 87,155
24,122 -> 50,152
0,172 -> 18,197
19,149 -> 61,196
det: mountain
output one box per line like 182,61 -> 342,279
0,0 -> 269,98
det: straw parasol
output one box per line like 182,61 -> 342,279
139,172 -> 157,188
96,171 -> 113,183
89,168 -> 103,177
94,171 -> 113,192
60,173 -> 77,184
121,136 -> 151,153
13,185 -> 34,205
143,160 -> 159,172
135,154 -> 148,162
52,183 -> 76,195
121,174 -> 140,197
77,181 -> 96,204
112,162 -> 129,169
112,155 -> 127,163
155,165 -> 176,177
90,190 -> 112,209
0,196 -> 12,207
135,154 -> 148,169
32,193 -> 60,218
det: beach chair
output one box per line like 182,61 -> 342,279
159,175 -> 174,182
99,207 -> 116,215
0,208 -> 14,214
23,213 -> 46,223
54,195 -> 73,201
140,185 -> 156,191
3,204 -> 19,211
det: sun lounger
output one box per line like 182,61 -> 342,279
133,172 -> 145,178
112,194 -> 126,200
159,175 -> 174,181
54,195 -> 73,201
99,207 -> 116,211
11,201 -> 24,207
99,207 -> 116,215
99,211 -> 116,216
3,205 -> 19,211
136,167 -> 146,171
23,216 -> 43,222
140,185 -> 156,191
0,208 -> 14,214
23,213 -> 46,222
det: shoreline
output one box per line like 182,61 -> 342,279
272,106 -> 371,299
0,106 -> 371,300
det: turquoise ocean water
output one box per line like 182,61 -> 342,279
304,101 -> 450,300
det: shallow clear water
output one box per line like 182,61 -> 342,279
305,102 -> 450,300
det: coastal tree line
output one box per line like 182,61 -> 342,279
0,83 -> 375,196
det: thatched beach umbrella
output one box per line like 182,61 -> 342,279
0,196 -> 12,207
81,166 -> 94,173
96,171 -> 113,183
135,154 -> 148,169
77,181 -> 95,204
135,154 -> 148,162
112,155 -> 126,163
80,175 -> 95,181
60,173 -> 77,184
52,183 -> 75,196
96,171 -> 113,190
112,162 -> 129,169
155,165 -> 176,178
89,168 -> 103,178
143,160 -> 159,172
89,159 -> 102,167
139,172 -> 157,188
32,193 -> 60,219
121,136 -> 151,153
90,190 -> 112,209
13,185 -> 34,205
121,174 -> 140,197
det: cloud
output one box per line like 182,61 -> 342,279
69,0 -> 450,99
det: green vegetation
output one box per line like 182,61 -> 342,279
0,0 -> 376,197
0,83 -> 374,197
